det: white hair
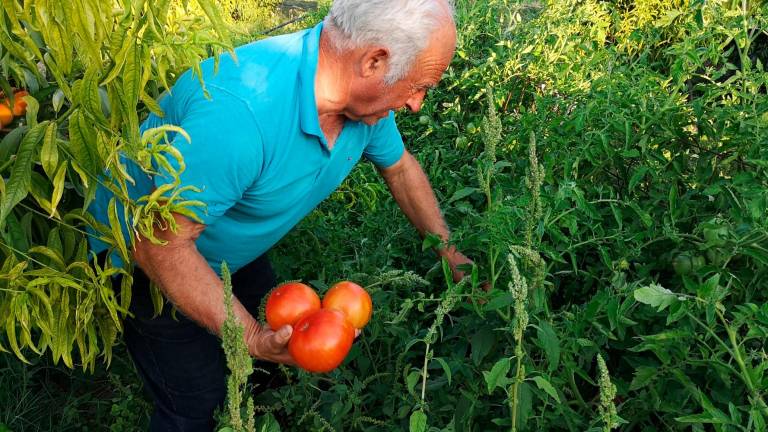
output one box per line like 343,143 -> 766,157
323,0 -> 455,85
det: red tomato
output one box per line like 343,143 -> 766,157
288,309 -> 354,373
265,282 -> 320,331
322,281 -> 372,329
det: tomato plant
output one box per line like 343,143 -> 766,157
288,309 -> 355,373
321,281 -> 372,329
265,282 -> 321,330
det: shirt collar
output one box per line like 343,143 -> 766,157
299,22 -> 328,149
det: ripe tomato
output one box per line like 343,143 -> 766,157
288,309 -> 354,373
265,282 -> 320,331
322,281 -> 372,329
0,104 -> 12,127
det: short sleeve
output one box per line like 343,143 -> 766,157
149,93 -> 262,226
363,110 -> 405,168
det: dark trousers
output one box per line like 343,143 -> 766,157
117,254 -> 278,431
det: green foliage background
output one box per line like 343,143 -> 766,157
2,0 -> 768,431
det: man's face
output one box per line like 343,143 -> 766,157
345,24 -> 457,126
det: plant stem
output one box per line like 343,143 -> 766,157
510,346 -> 524,432
716,308 -> 768,418
489,244 -> 497,291
421,343 -> 431,404
568,370 -> 589,410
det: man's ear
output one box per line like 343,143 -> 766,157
360,47 -> 389,78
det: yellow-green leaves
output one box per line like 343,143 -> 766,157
108,197 -> 130,266
194,0 -> 233,47
41,121 -> 59,179
0,122 -> 47,228
67,110 -> 99,179
82,67 -> 106,123
50,161 -> 68,217
0,0 -> 237,372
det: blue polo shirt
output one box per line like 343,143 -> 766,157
88,23 -> 405,275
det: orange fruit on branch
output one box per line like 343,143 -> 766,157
9,90 -> 28,116
0,104 -> 13,127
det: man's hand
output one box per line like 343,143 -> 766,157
440,246 -> 491,295
244,322 -> 361,367
440,246 -> 474,283
245,323 -> 297,365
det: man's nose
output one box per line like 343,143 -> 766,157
405,92 -> 425,113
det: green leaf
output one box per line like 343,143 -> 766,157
675,413 -> 732,424
470,328 -> 496,366
52,89 -> 66,113
5,212 -> 29,255
23,95 -> 39,128
421,232 -> 443,251
141,90 -> 164,117
629,202 -> 653,228
406,371 -> 420,398
68,110 -> 99,175
629,366 -> 657,390
0,27 -> 42,81
193,0 -> 233,47
432,357 -> 452,386
108,198 -> 130,265
634,284 -> 679,312
82,67 -> 105,122
531,376 -> 560,403
483,292 -> 514,312
483,357 -> 511,394
536,321 -> 560,372
655,9 -> 683,27
449,187 -> 479,203
255,412 -> 281,432
0,125 -> 28,162
409,410 -> 427,432
6,309 -> 30,364
50,161 -> 68,217
628,166 -> 648,191
41,121 -> 59,179
0,122 -> 46,228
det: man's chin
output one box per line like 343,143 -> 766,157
361,113 -> 389,126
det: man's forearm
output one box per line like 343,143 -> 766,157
381,151 -> 451,246
134,238 -> 261,343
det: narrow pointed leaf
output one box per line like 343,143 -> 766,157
0,122 -> 47,228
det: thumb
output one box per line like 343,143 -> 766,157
273,325 -> 292,345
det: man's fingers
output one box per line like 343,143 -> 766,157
267,325 -> 292,350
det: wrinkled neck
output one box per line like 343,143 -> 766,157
315,31 -> 352,118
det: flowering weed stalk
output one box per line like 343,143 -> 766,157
477,86 -> 507,294
596,354 -> 620,431
219,262 -> 256,432
507,254 -> 528,432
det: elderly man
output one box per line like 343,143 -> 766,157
89,0 -> 467,430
